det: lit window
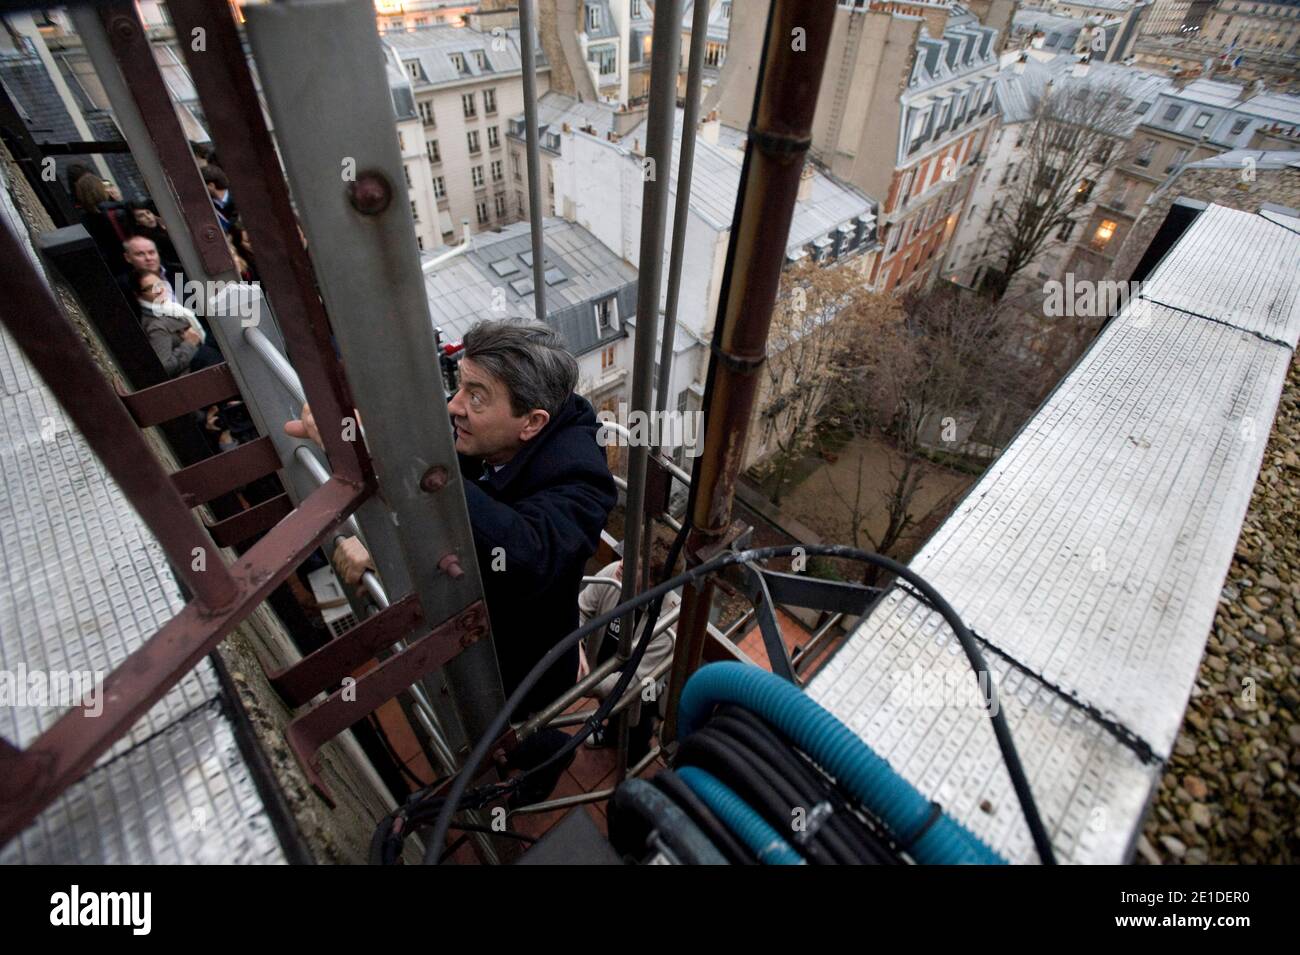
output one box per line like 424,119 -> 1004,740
1092,219 -> 1117,250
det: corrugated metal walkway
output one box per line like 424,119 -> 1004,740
807,204 -> 1300,863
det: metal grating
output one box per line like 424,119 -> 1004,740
807,204 -> 1300,863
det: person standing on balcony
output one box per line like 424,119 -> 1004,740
285,319 -> 618,802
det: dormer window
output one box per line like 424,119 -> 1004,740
450,52 -> 467,73
588,4 -> 602,32
474,50 -> 489,71
404,59 -> 422,81
595,295 -> 617,333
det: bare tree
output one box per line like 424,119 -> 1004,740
826,287 -> 1031,565
755,260 -> 878,504
983,75 -> 1134,298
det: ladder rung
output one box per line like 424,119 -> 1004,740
120,362 -> 241,427
205,492 -> 293,548
172,435 -> 282,506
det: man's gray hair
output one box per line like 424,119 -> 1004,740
462,318 -> 578,418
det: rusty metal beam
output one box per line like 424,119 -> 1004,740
204,492 -> 293,549
285,600 -> 490,804
171,435 -> 282,506
662,0 -> 840,742
166,0 -> 373,490
120,361 -> 241,427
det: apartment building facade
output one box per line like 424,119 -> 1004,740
1203,0 -> 1300,52
373,0 -> 477,33
713,2 -> 1003,294
943,53 -> 1173,291
381,25 -> 551,246
1070,76 -> 1300,279
1141,0 -> 1216,34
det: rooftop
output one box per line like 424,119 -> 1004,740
422,218 -> 636,356
381,23 -> 546,87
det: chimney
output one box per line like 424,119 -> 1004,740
700,109 -> 720,145
1030,31 -> 1045,50
797,162 -> 814,203
921,7 -> 950,40
1072,55 -> 1091,78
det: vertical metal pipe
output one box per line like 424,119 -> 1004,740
519,0 -> 547,320
653,0 -> 711,425
615,0 -> 683,778
662,0 -> 840,742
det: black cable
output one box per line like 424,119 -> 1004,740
699,722 -> 861,865
711,707 -> 904,865
706,712 -> 896,865
424,544 -> 1058,865
650,769 -> 756,865
676,728 -> 831,865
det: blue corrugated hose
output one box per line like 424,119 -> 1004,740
678,662 -> 1006,865
676,766 -> 804,865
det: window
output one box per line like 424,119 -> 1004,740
592,45 -> 617,75
473,50 -> 488,70
1135,101 -> 1151,115
404,59 -> 422,81
1091,219 -> 1117,251
517,190 -> 524,216
494,194 -> 506,218
1230,118 -> 1249,135
1164,147 -> 1189,173
1075,178 -> 1094,204
631,0 -> 643,16
410,200 -> 419,222
488,126 -> 500,149
403,164 -> 411,188
1194,111 -> 1213,129
601,345 -> 616,371
705,42 -> 726,68
1056,220 -> 1074,242
491,159 -> 503,182
432,175 -> 446,199
417,235 -> 425,250
427,139 -> 440,163
1118,97 -> 1133,111
595,296 -> 617,331
462,92 -> 477,118
450,52 -> 467,73
476,200 -> 489,224
1162,104 -> 1183,122
467,129 -> 481,154
398,131 -> 406,151
419,101 -> 435,127
1135,139 -> 1156,167
471,165 -> 485,189
483,88 -> 497,115
587,4 -> 601,31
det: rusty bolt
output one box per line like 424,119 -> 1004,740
420,464 -> 449,493
203,226 -> 219,242
348,172 -> 392,216
438,553 -> 465,579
